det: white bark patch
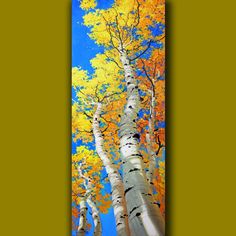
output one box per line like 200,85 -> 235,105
119,50 -> 165,236
146,90 -> 157,185
87,197 -> 102,236
93,103 -> 130,236
77,199 -> 87,236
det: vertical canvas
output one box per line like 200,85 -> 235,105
72,0 -> 165,235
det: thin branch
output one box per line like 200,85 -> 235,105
130,40 -> 152,61
102,15 -> 121,53
77,129 -> 93,134
114,8 -> 123,49
77,89 -> 96,105
156,135 -> 164,156
77,88 -> 87,97
100,115 -> 117,125
104,51 -> 123,69
100,91 -> 123,102
153,59 -> 158,79
83,111 -> 93,119
95,83 -> 100,102
125,0 -> 141,44
133,0 -> 141,28
157,34 -> 165,41
141,59 -> 155,97
101,123 -> 109,133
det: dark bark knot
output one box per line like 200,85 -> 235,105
133,133 -> 140,140
124,143 -> 135,147
129,168 -> 140,173
124,186 -> 134,196
129,206 -> 140,215
153,202 -> 161,207
131,153 -> 143,157
141,192 -> 152,196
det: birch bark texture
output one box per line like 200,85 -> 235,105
77,198 -> 87,236
87,196 -> 102,236
77,165 -> 91,236
119,49 -> 165,236
92,103 -> 130,236
146,83 -> 158,185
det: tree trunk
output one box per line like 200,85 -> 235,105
146,88 -> 157,185
119,49 -> 165,236
87,196 -> 102,236
93,103 -> 130,236
77,198 -> 87,236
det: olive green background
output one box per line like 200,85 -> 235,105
0,0 -> 235,235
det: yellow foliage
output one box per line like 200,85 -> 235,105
80,0 -> 97,10
72,67 -> 88,89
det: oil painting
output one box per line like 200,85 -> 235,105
72,0 -> 165,235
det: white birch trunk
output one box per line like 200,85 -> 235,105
146,89 -> 158,185
87,196 -> 102,236
77,198 -> 87,236
119,49 -> 165,236
92,103 -> 130,236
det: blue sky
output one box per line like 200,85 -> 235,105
72,0 -> 117,235
72,0 -> 114,71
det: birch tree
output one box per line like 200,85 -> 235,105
72,146 -> 109,236
136,48 -> 166,216
72,64 -> 131,236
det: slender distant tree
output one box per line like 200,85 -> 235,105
136,47 -> 165,216
72,146 -> 109,236
72,63 -> 130,236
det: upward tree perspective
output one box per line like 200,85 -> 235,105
72,0 -> 165,235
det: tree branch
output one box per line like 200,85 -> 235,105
104,51 -> 123,69
100,91 -> 123,102
83,111 -> 93,119
133,0 -> 141,28
101,123 -> 109,133
95,83 -> 100,102
156,135 -> 164,156
102,15 -> 121,53
140,59 -> 155,97
114,8 -> 124,49
77,129 -> 93,134
130,40 -> 152,61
